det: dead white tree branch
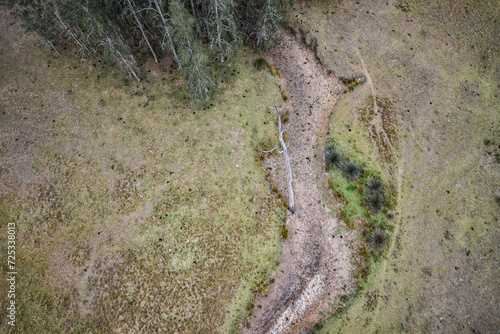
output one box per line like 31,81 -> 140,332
264,105 -> 295,213
124,0 -> 158,63
260,147 -> 282,154
150,0 -> 181,68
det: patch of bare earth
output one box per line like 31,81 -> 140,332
242,32 -> 353,334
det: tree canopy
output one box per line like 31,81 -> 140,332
11,0 -> 288,100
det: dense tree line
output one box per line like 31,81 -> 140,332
8,0 -> 288,99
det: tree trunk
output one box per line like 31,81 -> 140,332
152,0 -> 181,68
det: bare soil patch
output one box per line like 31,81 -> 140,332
243,32 -> 353,334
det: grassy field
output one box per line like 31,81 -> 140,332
288,0 -> 499,332
1,1 -> 499,332
0,9 -> 286,333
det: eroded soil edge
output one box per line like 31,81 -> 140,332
242,32 -> 353,334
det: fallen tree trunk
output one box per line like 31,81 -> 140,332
264,105 -> 295,213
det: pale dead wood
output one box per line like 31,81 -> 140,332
262,105 -> 295,213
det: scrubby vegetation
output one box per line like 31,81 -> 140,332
365,191 -> 385,213
369,228 -> 388,250
254,57 -> 271,70
325,146 -> 392,298
395,2 -> 412,12
366,178 -> 383,193
340,76 -> 362,93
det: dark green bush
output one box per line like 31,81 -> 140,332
325,145 -> 343,169
365,191 -> 385,213
369,228 -> 388,250
366,178 -> 383,193
342,161 -> 362,180
254,57 -> 271,70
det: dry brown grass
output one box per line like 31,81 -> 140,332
288,0 -> 500,332
0,10 -> 285,333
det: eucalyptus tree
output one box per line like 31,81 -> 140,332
147,0 -> 181,68
17,0 -> 61,56
238,0 -> 288,48
169,0 -> 215,99
68,0 -> 141,81
254,0 -> 283,48
10,0 -> 289,100
49,1 -> 93,56
122,0 -> 158,63
200,0 -> 239,62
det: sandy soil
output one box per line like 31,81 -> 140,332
242,32 -> 353,334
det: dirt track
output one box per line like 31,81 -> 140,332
242,32 -> 354,334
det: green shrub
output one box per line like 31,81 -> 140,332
342,161 -> 362,180
325,145 -> 343,169
251,276 -> 270,294
366,178 -> 383,193
254,57 -> 271,70
280,90 -> 288,101
346,185 -> 356,192
365,191 -> 385,213
280,223 -> 289,239
281,228 -> 289,239
369,228 -> 388,250
339,207 -> 354,228
395,2 -> 412,12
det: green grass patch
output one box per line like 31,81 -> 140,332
326,152 -> 392,294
